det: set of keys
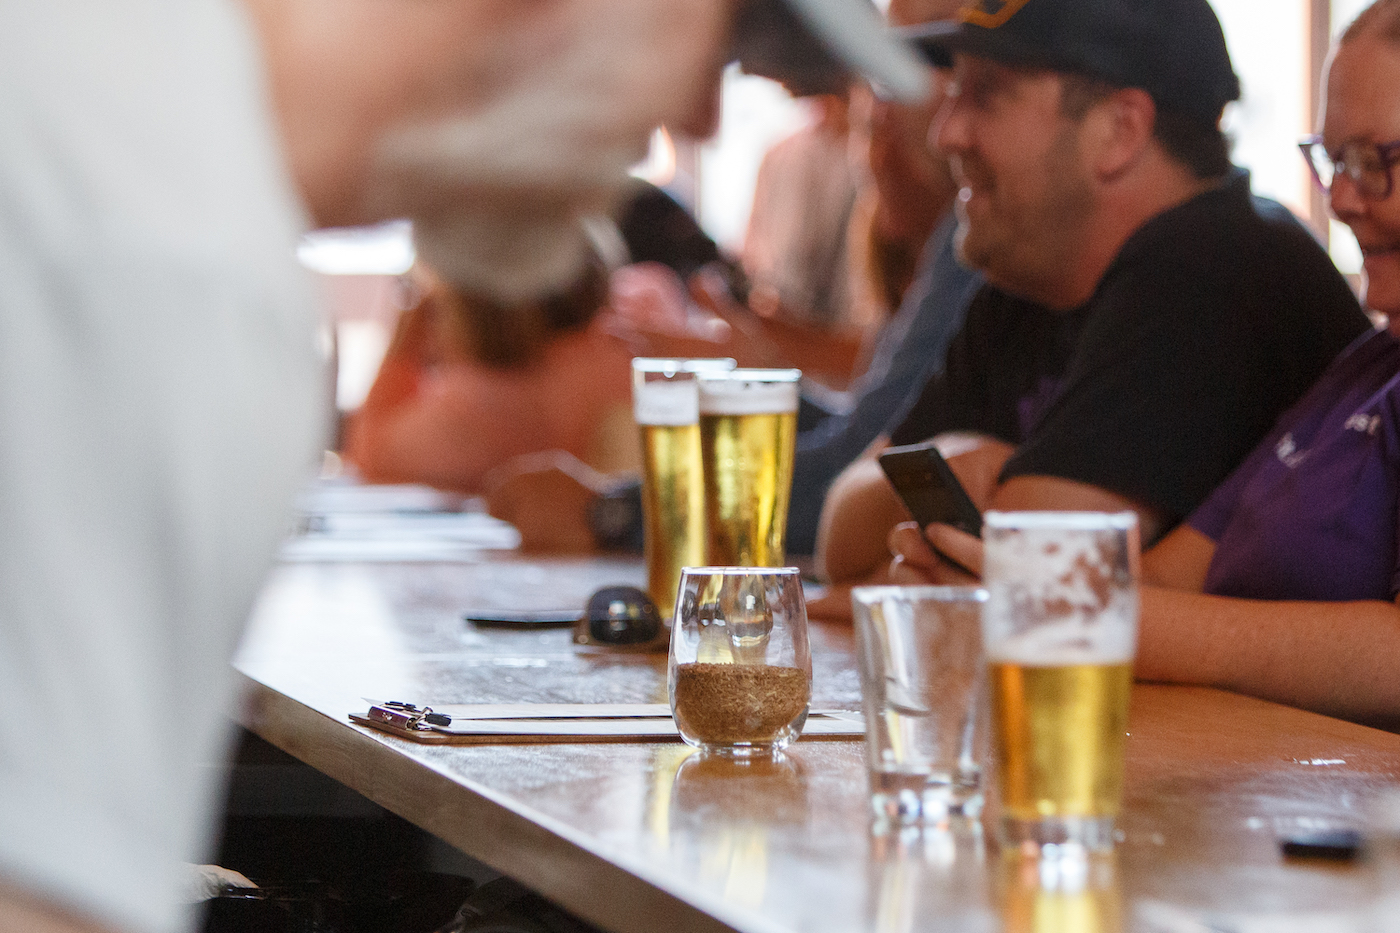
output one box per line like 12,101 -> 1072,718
364,701 -> 452,731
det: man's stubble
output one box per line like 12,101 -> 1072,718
952,117 -> 1097,308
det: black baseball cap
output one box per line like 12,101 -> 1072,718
906,0 -> 1241,124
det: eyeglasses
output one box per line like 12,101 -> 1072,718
1299,135 -> 1400,201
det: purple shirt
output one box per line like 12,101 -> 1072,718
1189,327 -> 1400,602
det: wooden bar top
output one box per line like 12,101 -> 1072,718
235,556 -> 1400,933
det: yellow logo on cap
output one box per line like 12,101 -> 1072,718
958,0 -> 1033,28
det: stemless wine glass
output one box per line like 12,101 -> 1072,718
668,567 -> 812,758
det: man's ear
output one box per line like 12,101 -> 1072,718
1086,87 -> 1157,181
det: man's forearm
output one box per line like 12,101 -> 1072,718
815,457 -> 909,583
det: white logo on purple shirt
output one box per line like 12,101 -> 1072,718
1275,432 -> 1309,468
1345,413 -> 1381,436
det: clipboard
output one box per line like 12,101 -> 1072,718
350,701 -> 865,745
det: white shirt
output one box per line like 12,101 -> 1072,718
0,2 -> 323,931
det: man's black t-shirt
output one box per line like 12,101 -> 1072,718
888,288 -> 1088,447
889,170 -> 1370,527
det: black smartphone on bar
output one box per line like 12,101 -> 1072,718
1279,829 -> 1363,861
464,609 -> 581,629
877,440 -> 983,538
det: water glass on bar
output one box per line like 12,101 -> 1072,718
696,368 -> 801,567
981,511 -> 1139,854
852,586 -> 987,825
632,358 -> 735,615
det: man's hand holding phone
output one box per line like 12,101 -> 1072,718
889,521 -> 985,586
877,439 -> 989,580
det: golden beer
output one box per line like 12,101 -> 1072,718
1003,882 -> 1122,933
989,662 -> 1133,822
639,421 -> 706,614
697,370 -> 800,567
633,359 -> 734,617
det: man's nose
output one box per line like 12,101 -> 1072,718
929,90 -> 966,155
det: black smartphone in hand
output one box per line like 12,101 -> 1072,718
878,440 -> 983,538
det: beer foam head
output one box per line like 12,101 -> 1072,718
697,369 -> 801,415
631,358 -> 736,378
982,511 -> 1139,665
985,618 -> 1137,666
634,379 -> 699,426
631,359 -> 735,426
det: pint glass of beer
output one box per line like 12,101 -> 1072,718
632,358 -> 735,616
981,512 -> 1139,853
696,369 -> 801,567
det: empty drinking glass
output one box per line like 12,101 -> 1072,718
853,586 -> 987,824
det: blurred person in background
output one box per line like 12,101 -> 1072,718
343,181 -> 735,493
846,0 -> 987,325
0,1 -> 927,932
846,85 -> 948,326
892,0 -> 1400,727
743,88 -> 860,330
344,263 -> 639,493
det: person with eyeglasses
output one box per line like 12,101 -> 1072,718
895,0 -> 1400,727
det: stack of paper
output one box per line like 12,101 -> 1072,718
351,702 -> 865,743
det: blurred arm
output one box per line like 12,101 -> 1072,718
689,268 -> 869,383
990,474 -> 1168,546
485,451 -> 611,553
1137,587 -> 1400,725
1140,522 -> 1215,591
887,519 -> 1400,724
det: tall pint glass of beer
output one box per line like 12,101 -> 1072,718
696,369 -> 801,567
981,511 -> 1139,853
632,359 -> 735,616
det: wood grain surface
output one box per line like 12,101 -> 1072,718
234,557 -> 1400,933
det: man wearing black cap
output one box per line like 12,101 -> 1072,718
816,0 -> 1370,588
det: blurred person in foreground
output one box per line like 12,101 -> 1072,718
0,1 -> 928,932
893,0 -> 1400,726
814,0 -> 1370,607
491,0 -> 986,556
